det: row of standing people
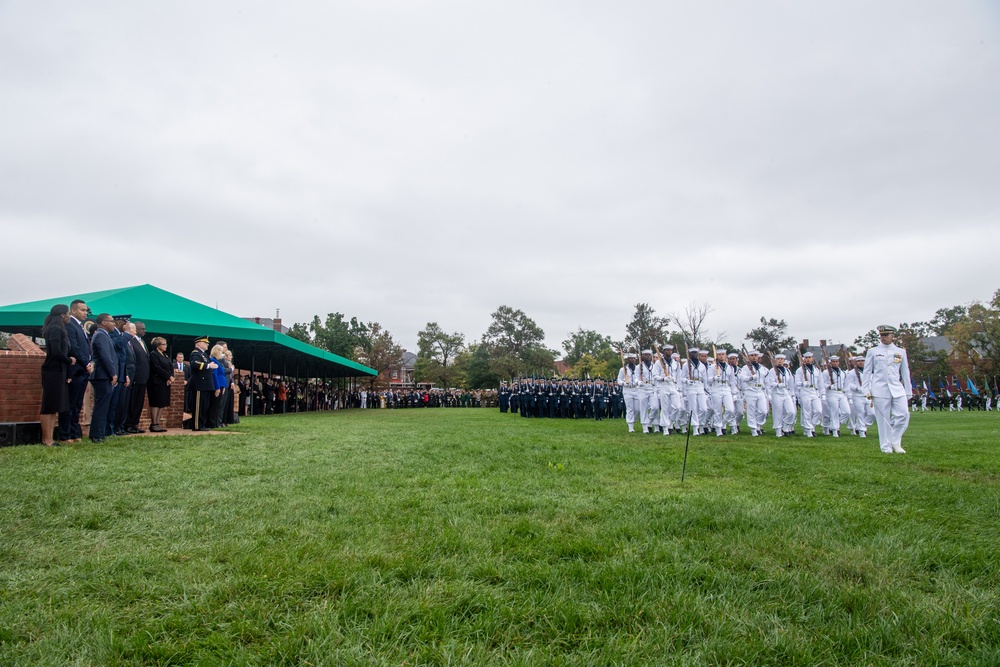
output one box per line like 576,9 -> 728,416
39,301 -> 177,445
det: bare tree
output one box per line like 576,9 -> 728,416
670,302 -> 713,348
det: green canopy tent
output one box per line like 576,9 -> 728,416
0,284 -> 377,383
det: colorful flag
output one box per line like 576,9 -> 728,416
925,381 -> 937,400
967,378 -> 979,396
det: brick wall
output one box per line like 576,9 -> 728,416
0,335 -> 44,423
1,334 -> 185,431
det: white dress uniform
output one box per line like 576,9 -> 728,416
706,358 -> 738,435
636,354 -> 662,433
824,361 -> 851,437
765,362 -> 796,436
845,359 -> 873,436
617,359 -> 641,432
738,359 -> 770,435
655,353 -> 683,434
795,361 -> 824,437
727,355 -> 744,427
862,332 -> 912,453
682,355 -> 709,434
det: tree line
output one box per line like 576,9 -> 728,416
284,288 -> 1000,389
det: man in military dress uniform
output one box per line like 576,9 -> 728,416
862,325 -> 912,454
189,335 -> 219,431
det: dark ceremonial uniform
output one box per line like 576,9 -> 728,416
548,383 -> 558,418
571,382 -> 582,419
189,344 -> 216,431
611,383 -> 624,419
520,380 -> 533,418
583,382 -> 594,418
534,381 -> 545,418
593,382 -> 607,420
510,383 -> 519,414
499,384 -> 510,413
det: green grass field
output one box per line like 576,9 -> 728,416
1,409 -> 998,666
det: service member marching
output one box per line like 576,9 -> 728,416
862,325 -> 912,454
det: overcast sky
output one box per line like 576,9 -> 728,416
2,1 -> 998,354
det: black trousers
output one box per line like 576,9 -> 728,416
192,390 -> 212,430
127,383 -> 146,428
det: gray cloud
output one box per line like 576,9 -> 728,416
2,0 -> 997,355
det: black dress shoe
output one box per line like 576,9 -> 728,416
90,437 -> 104,443
125,427 -> 139,434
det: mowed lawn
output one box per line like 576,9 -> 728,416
1,409 -> 998,666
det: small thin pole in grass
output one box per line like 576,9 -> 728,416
681,406 -> 694,483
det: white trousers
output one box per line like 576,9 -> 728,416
731,392 -> 745,425
850,395 -> 874,432
638,389 -> 657,429
623,389 -> 640,428
771,391 -> 796,433
872,395 -> 910,452
800,392 -> 823,434
826,391 -> 851,431
743,391 -> 768,431
657,388 -> 682,430
709,389 -> 736,430
684,389 -> 707,429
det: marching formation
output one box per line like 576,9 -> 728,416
498,325 -> 918,454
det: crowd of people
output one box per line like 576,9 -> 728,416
34,304 -> 991,453
498,325 -> 986,455
230,381 -> 498,414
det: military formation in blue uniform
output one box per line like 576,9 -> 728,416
497,377 -> 620,420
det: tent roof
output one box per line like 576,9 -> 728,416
0,284 -> 376,378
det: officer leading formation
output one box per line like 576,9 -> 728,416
498,324 -> 917,454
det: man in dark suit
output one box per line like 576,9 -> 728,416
113,317 -> 136,436
125,322 -> 150,433
188,336 -> 218,431
61,299 -> 94,442
174,352 -> 191,412
89,314 -> 119,443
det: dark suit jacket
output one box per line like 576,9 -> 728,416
121,332 -> 137,382
67,317 -> 92,378
130,335 -> 150,384
149,349 -> 174,386
90,328 -> 118,380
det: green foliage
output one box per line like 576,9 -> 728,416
481,306 -> 555,378
622,303 -> 671,352
561,327 -> 616,366
285,321 -> 311,343
1,411 -> 998,665
745,316 -> 798,355
949,290 -> 1000,377
415,322 -> 465,388
460,343 -> 497,389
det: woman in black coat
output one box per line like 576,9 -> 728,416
40,304 -> 72,446
146,337 -> 174,432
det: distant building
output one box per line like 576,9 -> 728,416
390,350 -> 418,387
244,316 -> 288,334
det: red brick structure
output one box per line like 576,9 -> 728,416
0,334 -> 44,423
0,334 -> 186,434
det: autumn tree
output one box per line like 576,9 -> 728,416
355,322 -> 403,386
415,322 -> 465,388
